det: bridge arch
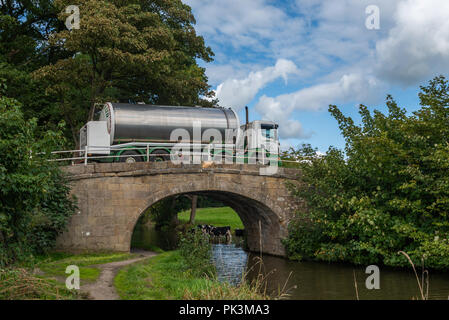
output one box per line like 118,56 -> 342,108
56,162 -> 302,256
131,188 -> 282,254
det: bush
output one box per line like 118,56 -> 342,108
178,230 -> 215,277
0,84 -> 76,266
284,76 -> 449,270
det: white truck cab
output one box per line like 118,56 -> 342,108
240,120 -> 279,153
79,121 -> 110,155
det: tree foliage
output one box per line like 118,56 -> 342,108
0,1 -> 215,147
0,1 -> 69,136
33,0 -> 215,146
0,2 -> 216,263
0,0 -> 65,68
284,76 -> 449,270
0,85 -> 76,266
178,229 -> 215,277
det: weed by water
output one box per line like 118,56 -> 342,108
183,255 -> 295,300
398,251 -> 429,300
0,268 -> 85,300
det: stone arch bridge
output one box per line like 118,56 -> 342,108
56,162 -> 303,256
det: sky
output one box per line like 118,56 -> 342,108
184,0 -> 449,153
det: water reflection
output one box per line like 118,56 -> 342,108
211,244 -> 248,285
131,223 -> 178,251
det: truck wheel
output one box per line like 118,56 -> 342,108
120,150 -> 143,163
150,149 -> 170,162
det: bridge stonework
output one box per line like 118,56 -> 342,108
56,162 -> 303,256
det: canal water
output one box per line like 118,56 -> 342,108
132,223 -> 449,300
217,244 -> 449,300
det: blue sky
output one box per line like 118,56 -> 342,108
185,0 -> 449,152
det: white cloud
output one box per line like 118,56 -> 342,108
279,119 -> 307,140
375,0 -> 449,84
254,73 -> 382,138
257,73 -> 379,112
250,0 -> 449,140
214,59 -> 300,110
186,0 -> 397,69
204,60 -> 266,87
185,0 -> 306,52
189,0 -> 449,142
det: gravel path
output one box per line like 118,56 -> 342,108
82,250 -> 157,300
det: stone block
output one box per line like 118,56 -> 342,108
57,163 -> 302,257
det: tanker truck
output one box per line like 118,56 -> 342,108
79,102 -> 280,164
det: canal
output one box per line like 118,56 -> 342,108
132,223 -> 449,300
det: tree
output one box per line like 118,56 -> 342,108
0,0 -> 65,69
34,0 -> 215,147
0,1 -> 70,137
283,76 -> 449,270
187,194 -> 198,224
141,195 -> 190,230
0,82 -> 76,266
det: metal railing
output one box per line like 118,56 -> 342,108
48,142 -> 293,166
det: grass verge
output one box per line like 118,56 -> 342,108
37,252 -> 137,282
114,250 -> 270,300
1,251 -> 140,300
178,207 -> 244,231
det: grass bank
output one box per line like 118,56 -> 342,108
1,251 -> 138,300
178,207 -> 244,231
0,268 -> 83,300
37,252 -> 137,282
114,250 -> 268,300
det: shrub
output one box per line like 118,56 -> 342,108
178,230 -> 215,277
284,76 -> 449,270
0,84 -> 76,266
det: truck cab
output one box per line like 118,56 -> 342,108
79,121 -> 110,155
240,120 -> 280,163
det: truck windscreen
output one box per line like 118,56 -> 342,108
261,124 -> 277,140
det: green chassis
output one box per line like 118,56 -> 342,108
94,145 -> 281,166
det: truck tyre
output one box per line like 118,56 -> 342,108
120,150 -> 143,163
150,149 -> 170,162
